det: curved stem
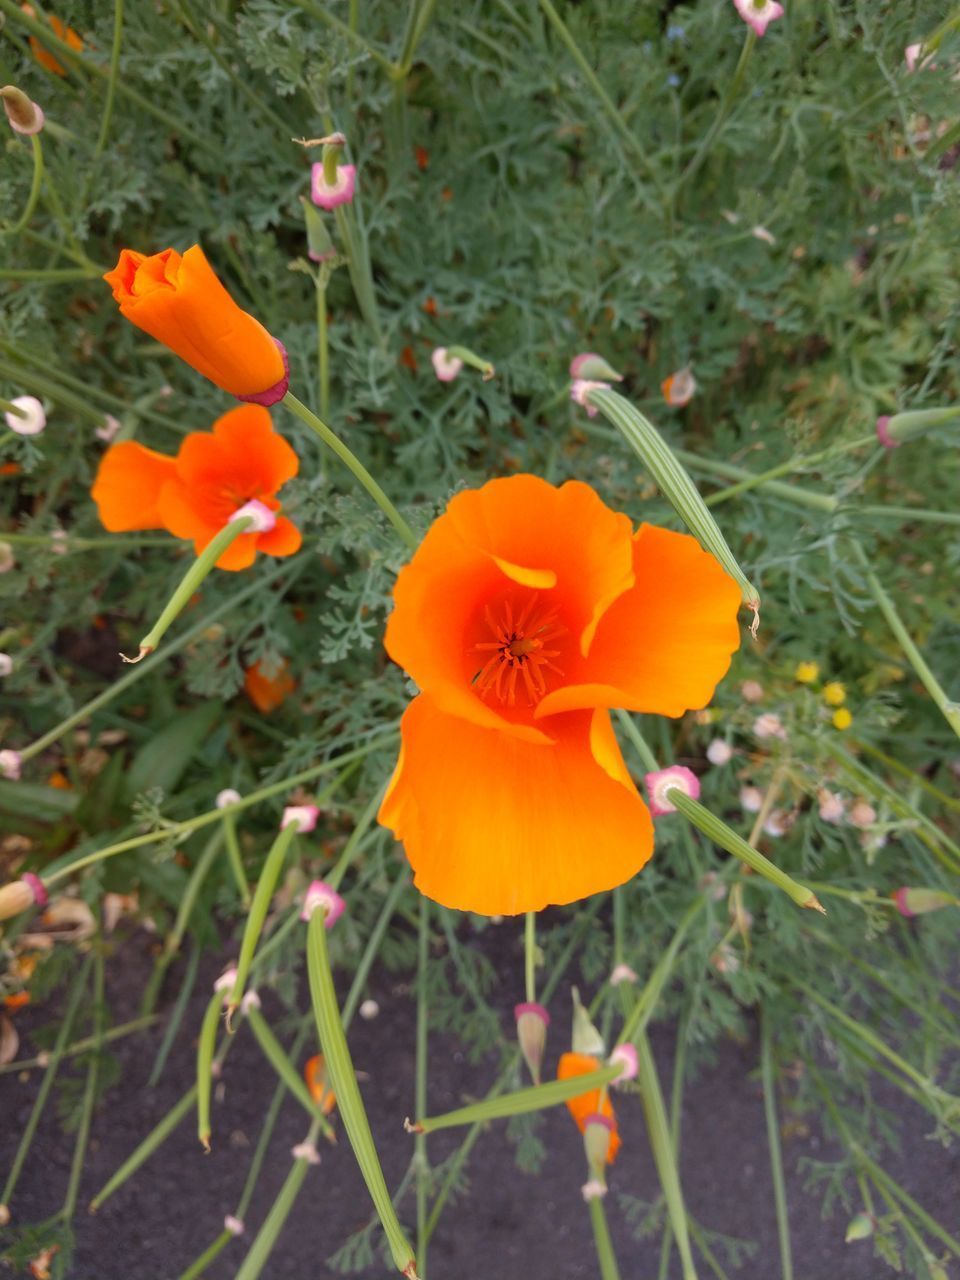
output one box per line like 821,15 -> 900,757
3,133 -> 44,237
677,29 -> 756,194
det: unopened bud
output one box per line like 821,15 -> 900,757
216,788 -> 241,809
301,196 -> 336,263
706,738 -> 733,766
571,986 -> 605,1056
844,1212 -> 876,1243
608,963 -> 637,987
893,887 -> 958,918
2,85 -> 44,135
0,749 -> 22,780
876,407 -> 959,449
569,352 -> 623,382
300,879 -> 346,927
0,873 -> 46,920
582,1113 -> 614,1176
608,1043 -> 638,1083
514,1002 -> 550,1084
661,368 -> 697,408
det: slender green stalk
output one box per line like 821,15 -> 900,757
328,784 -> 386,891
148,947 -> 200,1087
852,739 -> 960,814
236,1024 -> 312,1220
316,280 -> 330,420
143,830 -> 224,1015
196,987 -> 226,1151
415,1063 -> 622,1134
333,202 -> 385,346
0,1014 -> 157,1076
637,1032 -> 698,1280
668,790 -> 824,913
245,1005 -> 335,1138
342,872 -> 409,1029
1,958 -> 90,1212
618,897 -> 706,1048
221,811 -> 251,909
91,1086 -> 197,1209
177,1233 -> 232,1280
672,448 -> 838,512
234,1118 -> 323,1280
94,0 -> 124,156
850,540 -> 960,740
283,392 -> 416,549
704,434 -> 878,507
524,911 -> 537,1003
62,950 -> 105,1222
415,897 -> 430,1275
677,29 -> 756,192
306,911 -> 419,1276
614,709 -> 660,772
588,1194 -> 622,1280
760,1011 -> 793,1280
0,266 -> 97,281
3,133 -> 44,237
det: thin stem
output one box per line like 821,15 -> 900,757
0,1014 -> 157,1076
316,280 -> 329,421
524,911 -> 536,1003
589,1194 -> 622,1280
415,897 -> 430,1276
221,812 -> 251,909
234,1118 -> 323,1280
3,133 -> 44,237
761,1010 -> 793,1280
90,1086 -> 198,1211
327,784 -> 386,891
704,434 -> 878,507
283,392 -> 416,549
94,0 -> 124,157
677,28 -> 756,192
62,948 -> 105,1222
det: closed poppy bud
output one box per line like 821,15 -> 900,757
733,0 -> 784,37
304,1053 -> 337,1114
514,1001 -> 550,1084
876,407 -> 959,449
569,353 -> 623,382
1,85 -> 44,134
892,887 -> 957,918
0,873 -> 47,921
103,246 -> 289,404
301,197 -> 336,263
583,1112 -> 615,1177
571,986 -> 605,1056
845,1212 -> 876,1243
311,133 -> 356,210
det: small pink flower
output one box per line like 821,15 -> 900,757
608,1043 -> 638,1083
570,378 -> 612,417
291,1140 -> 321,1164
231,499 -> 276,533
644,765 -> 700,816
282,805 -> 319,833
95,415 -> 122,444
216,788 -> 241,809
903,43 -> 936,72
431,348 -> 463,382
608,963 -> 638,987
300,878 -> 346,927
817,789 -> 845,824
5,396 -> 45,436
581,1179 -> 607,1202
311,162 -> 356,210
0,654 -> 12,677
753,712 -> 787,741
848,800 -> 876,829
733,0 -> 784,37
706,739 -> 733,766
214,967 -> 239,993
740,785 -> 763,813
741,680 -> 764,703
0,749 -> 22,780
224,1216 -> 244,1236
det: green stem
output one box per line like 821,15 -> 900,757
415,897 -> 430,1276
94,0 -> 124,156
62,949 -> 104,1222
222,811 -> 251,909
0,1014 -> 158,1076
704,434 -> 878,507
618,897 -> 706,1048
327,784 -> 386,891
416,1064 -> 623,1134
333,203 -> 384,347
589,1194 -> 622,1280
125,516 -> 255,662
196,986 -> 225,1151
283,392 -> 416,549
672,448 -> 838,513
317,279 -> 329,421
245,1006 -> 335,1139
761,1011 -> 793,1280
148,948 -> 200,1087
677,28 -> 756,193
524,910 -> 537,1003
850,540 -> 960,741
3,133 -> 44,237
0,266 -> 97,281
306,910 -> 419,1276
91,1086 -> 197,1211
234,1118 -> 323,1280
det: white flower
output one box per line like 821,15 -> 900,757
5,396 -> 46,436
706,739 -> 733,766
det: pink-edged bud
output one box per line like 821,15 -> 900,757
281,805 -> 319,833
300,879 -> 346,927
608,1043 -> 638,1084
893,887 -> 957,918
310,162 -> 356,210
753,712 -> 787,741
741,680 -> 765,703
848,801 -> 876,829
733,0 -> 784,37
845,1211 -> 876,1243
608,963 -> 637,987
2,85 -> 44,135
740,785 -> 763,813
0,873 -> 47,921
216,788 -> 241,809
568,353 -> 623,382
214,967 -> 239,993
95,415 -> 122,444
431,347 -> 463,382
661,368 -> 697,407
875,415 -> 898,449
583,1113 -> 615,1175
514,1001 -> 550,1085
230,499 -> 276,532
4,396 -> 45,436
241,990 -> 261,1015
0,749 -> 22,780
224,1215 -> 245,1236
581,1179 -> 607,1202
817,789 -> 845,824
570,378 -> 611,417
0,654 -> 12,677
291,1140 -> 321,1164
644,765 -> 700,817
706,739 -> 733,766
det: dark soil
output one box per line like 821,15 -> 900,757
2,925 -> 958,1280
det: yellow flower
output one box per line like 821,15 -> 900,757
823,681 -> 846,706
794,661 -> 819,684
832,708 -> 852,730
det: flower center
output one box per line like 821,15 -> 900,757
471,595 -> 567,707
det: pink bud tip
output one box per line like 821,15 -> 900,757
282,804 -> 320,833
732,0 -> 784,37
224,1215 -> 244,1236
431,348 -> 463,382
4,396 -> 45,436
581,1179 -> 607,1201
216,788 -> 242,809
0,749 -> 22,781
241,990 -> 261,1015
236,339 -> 290,407
310,162 -> 357,210
230,498 -> 277,532
514,1001 -> 550,1026
214,967 -> 239,993
568,353 -> 623,381
95,415 -> 122,443
570,378 -> 611,417
608,1043 -> 638,1083
893,888 -> 914,918
608,963 -> 638,986
582,1112 -> 615,1133
300,879 -> 346,927
644,765 -> 700,816
875,415 -> 899,449
22,873 -> 47,908
291,1141 -> 321,1164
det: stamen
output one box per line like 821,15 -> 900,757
471,595 -> 568,707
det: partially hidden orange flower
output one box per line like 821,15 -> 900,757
244,658 -> 296,713
103,246 -> 289,404
91,404 -> 301,570
22,4 -> 82,77
557,1052 -> 620,1163
304,1054 -> 336,1114
378,475 -> 741,915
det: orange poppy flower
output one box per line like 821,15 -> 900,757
22,4 -> 82,77
304,1053 -> 336,1114
3,990 -> 31,1012
243,658 -> 296,713
378,475 -> 740,915
557,1052 -> 620,1162
103,246 -> 288,403
91,404 -> 301,571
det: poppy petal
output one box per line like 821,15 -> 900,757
378,695 -> 653,915
536,525 -> 742,719
91,441 -> 177,532
256,515 -> 302,558
557,1052 -> 620,1162
209,405 -> 299,491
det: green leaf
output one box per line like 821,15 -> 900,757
124,702 -> 224,802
